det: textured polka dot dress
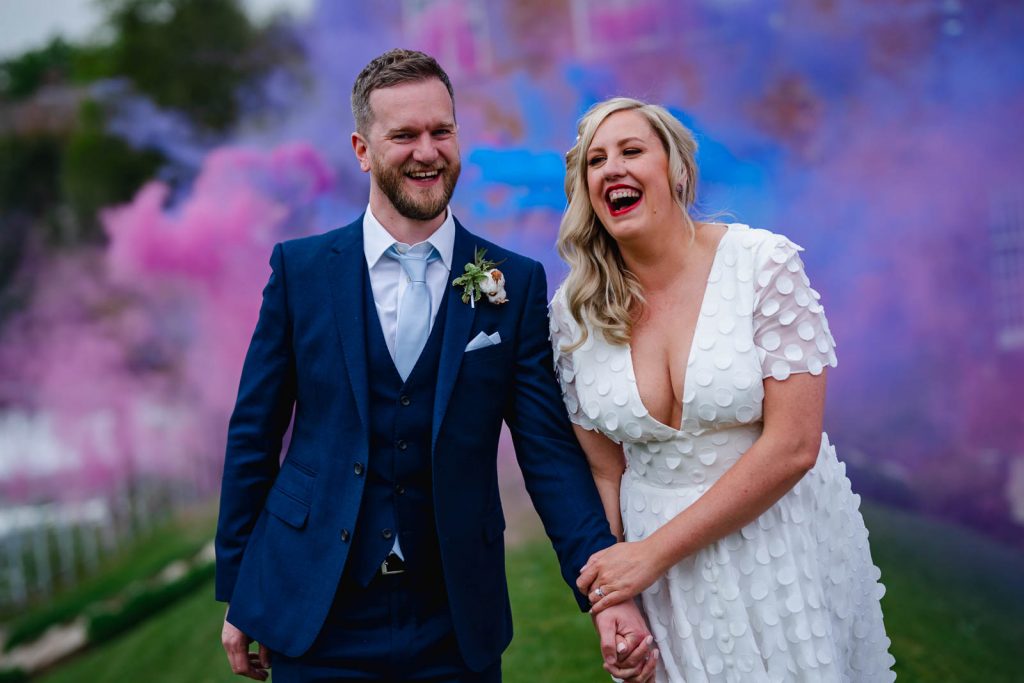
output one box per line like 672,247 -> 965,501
550,225 -> 895,682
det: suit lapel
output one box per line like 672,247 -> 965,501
327,218 -> 370,432
432,221 -> 478,449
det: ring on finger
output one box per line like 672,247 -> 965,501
594,586 -> 606,598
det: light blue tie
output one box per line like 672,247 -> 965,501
386,244 -> 440,381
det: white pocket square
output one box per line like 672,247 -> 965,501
465,331 -> 501,352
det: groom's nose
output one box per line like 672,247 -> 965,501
412,135 -> 440,164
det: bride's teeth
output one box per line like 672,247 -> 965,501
608,188 -> 640,201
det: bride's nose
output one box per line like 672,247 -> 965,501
603,155 -> 627,180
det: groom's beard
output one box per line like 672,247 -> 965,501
371,155 -> 461,222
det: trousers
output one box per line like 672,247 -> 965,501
270,565 -> 501,682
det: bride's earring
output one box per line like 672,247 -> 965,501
676,171 -> 688,200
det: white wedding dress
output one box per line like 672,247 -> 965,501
550,224 -> 895,682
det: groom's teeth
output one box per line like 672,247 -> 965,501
409,170 -> 439,178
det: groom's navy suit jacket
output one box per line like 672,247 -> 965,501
215,217 -> 615,671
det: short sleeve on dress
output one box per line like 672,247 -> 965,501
548,290 -> 601,433
752,235 -> 838,381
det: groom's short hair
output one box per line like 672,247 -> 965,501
352,48 -> 455,134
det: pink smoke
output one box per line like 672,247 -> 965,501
0,143 -> 335,501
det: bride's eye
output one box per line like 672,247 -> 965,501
587,155 -> 606,167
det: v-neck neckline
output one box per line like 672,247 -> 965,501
625,224 -> 735,434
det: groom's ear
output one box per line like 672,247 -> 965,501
351,132 -> 371,173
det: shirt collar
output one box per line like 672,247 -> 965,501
362,205 -> 455,271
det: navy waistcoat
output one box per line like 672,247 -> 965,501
347,266 -> 449,587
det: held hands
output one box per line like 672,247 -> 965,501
578,539 -> 667,615
222,609 -> 270,680
592,601 -> 659,682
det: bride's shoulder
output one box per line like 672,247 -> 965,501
548,283 -> 577,335
549,282 -> 567,305
725,223 -> 804,264
548,283 -> 570,318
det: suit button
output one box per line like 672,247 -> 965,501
396,439 -> 407,451
400,395 -> 411,406
381,528 -> 393,540
340,529 -> 350,542
353,462 -> 364,476
395,484 -> 405,495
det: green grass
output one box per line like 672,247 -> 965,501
504,539 -> 606,683
86,562 -> 216,645
32,502 -> 1024,682
2,506 -> 216,652
862,504 -> 1024,682
35,573 -> 232,683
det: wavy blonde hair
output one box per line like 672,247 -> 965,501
557,97 -> 699,351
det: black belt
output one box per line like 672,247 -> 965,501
379,551 -> 406,576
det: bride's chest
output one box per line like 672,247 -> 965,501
572,280 -> 766,436
629,316 -> 694,430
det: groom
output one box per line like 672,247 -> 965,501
215,49 -> 653,682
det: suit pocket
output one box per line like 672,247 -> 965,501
462,343 -> 512,367
264,461 -> 315,529
264,487 -> 309,529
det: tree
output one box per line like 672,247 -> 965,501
102,0 -> 266,131
0,0 -> 287,287
60,100 -> 164,244
0,38 -> 115,102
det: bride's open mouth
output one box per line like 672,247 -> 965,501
605,185 -> 642,216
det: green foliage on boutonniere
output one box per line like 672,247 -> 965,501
451,247 -> 506,305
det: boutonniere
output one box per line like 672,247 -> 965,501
452,247 -> 508,307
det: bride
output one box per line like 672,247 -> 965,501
550,97 -> 896,682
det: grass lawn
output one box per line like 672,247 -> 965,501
33,502 -> 1024,682
861,505 -> 1024,682
2,505 -> 217,652
34,569 -> 233,683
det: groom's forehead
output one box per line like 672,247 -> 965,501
367,79 -> 456,128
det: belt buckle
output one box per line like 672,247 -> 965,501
381,553 -> 406,575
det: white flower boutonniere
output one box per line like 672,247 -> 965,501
452,248 -> 508,307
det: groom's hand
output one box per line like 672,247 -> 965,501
592,602 -> 658,682
222,608 -> 270,680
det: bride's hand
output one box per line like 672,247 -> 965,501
577,540 -> 667,614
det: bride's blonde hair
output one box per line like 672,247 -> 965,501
557,97 -> 700,351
